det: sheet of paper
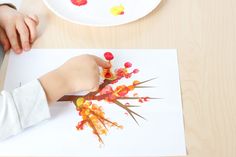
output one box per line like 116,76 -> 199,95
0,49 -> 186,156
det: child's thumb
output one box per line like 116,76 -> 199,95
93,56 -> 111,68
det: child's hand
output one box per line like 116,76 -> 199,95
57,55 -> 111,92
39,55 -> 111,104
0,5 -> 39,53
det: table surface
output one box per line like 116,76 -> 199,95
1,0 -> 236,156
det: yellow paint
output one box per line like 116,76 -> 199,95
76,97 -> 85,108
111,5 -> 124,16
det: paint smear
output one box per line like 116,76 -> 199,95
111,5 -> 125,16
71,0 -> 87,6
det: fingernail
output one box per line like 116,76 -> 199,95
24,47 -> 30,51
15,49 -> 22,54
24,45 -> 30,51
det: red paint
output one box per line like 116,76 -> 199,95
105,72 -> 112,78
100,85 -> 113,95
124,62 -> 132,68
71,0 -> 87,6
104,52 -> 114,61
133,69 -> 139,74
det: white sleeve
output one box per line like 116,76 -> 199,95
0,80 -> 50,141
0,0 -> 21,9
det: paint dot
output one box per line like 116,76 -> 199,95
124,62 -> 132,68
76,97 -> 85,108
133,69 -> 139,74
104,52 -> 114,61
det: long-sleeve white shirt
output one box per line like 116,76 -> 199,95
0,80 -> 50,141
0,0 -> 20,9
0,0 -> 51,141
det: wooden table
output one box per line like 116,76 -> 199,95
1,0 -> 236,156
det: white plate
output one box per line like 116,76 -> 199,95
43,0 -> 161,27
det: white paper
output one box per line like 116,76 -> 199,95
0,49 -> 186,156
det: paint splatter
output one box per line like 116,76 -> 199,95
58,52 -> 157,144
71,0 -> 87,6
111,5 -> 125,16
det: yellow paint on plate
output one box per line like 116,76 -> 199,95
111,5 -> 125,16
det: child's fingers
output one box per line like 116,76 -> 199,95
24,16 -> 37,43
0,27 -> 11,52
5,25 -> 22,53
92,56 -> 111,68
16,20 -> 30,51
27,14 -> 39,25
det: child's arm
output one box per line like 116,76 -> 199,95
0,54 -> 110,141
0,0 -> 38,53
0,80 -> 50,140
